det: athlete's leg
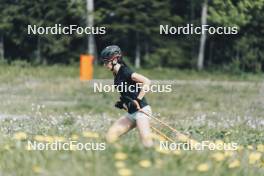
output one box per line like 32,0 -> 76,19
106,116 -> 136,143
136,107 -> 154,148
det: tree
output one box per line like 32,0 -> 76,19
208,0 -> 264,72
96,0 -> 174,68
1,0 -> 263,72
0,0 -> 14,60
86,0 -> 96,58
197,0 -> 208,70
3,0 -> 87,64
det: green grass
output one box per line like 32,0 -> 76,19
0,64 -> 263,176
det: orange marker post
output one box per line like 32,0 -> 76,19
80,54 -> 94,80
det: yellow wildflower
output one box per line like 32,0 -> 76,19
177,134 -> 189,142
118,168 -> 132,176
211,152 -> 225,162
249,152 -> 262,164
32,165 -> 42,173
197,163 -> 209,172
173,150 -> 181,156
225,131 -> 231,136
25,144 -> 33,151
34,135 -> 45,142
83,131 -> 99,138
114,152 -> 128,160
224,151 -> 234,158
228,160 -> 240,168
247,145 -> 254,150
71,135 -> 79,140
69,144 -> 77,151
4,144 -> 10,150
53,136 -> 66,142
43,136 -> 54,143
257,144 -> 264,153
13,132 -> 27,140
139,160 -> 152,168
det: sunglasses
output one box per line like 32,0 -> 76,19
103,55 -> 119,64
103,59 -> 111,64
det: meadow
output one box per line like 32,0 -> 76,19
0,63 -> 263,176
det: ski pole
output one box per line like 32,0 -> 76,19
138,109 -> 182,136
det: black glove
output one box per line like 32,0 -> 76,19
121,96 -> 142,113
115,101 -> 125,109
126,101 -> 137,111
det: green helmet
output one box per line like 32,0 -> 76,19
100,45 -> 122,62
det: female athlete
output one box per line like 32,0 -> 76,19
101,45 -> 153,148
